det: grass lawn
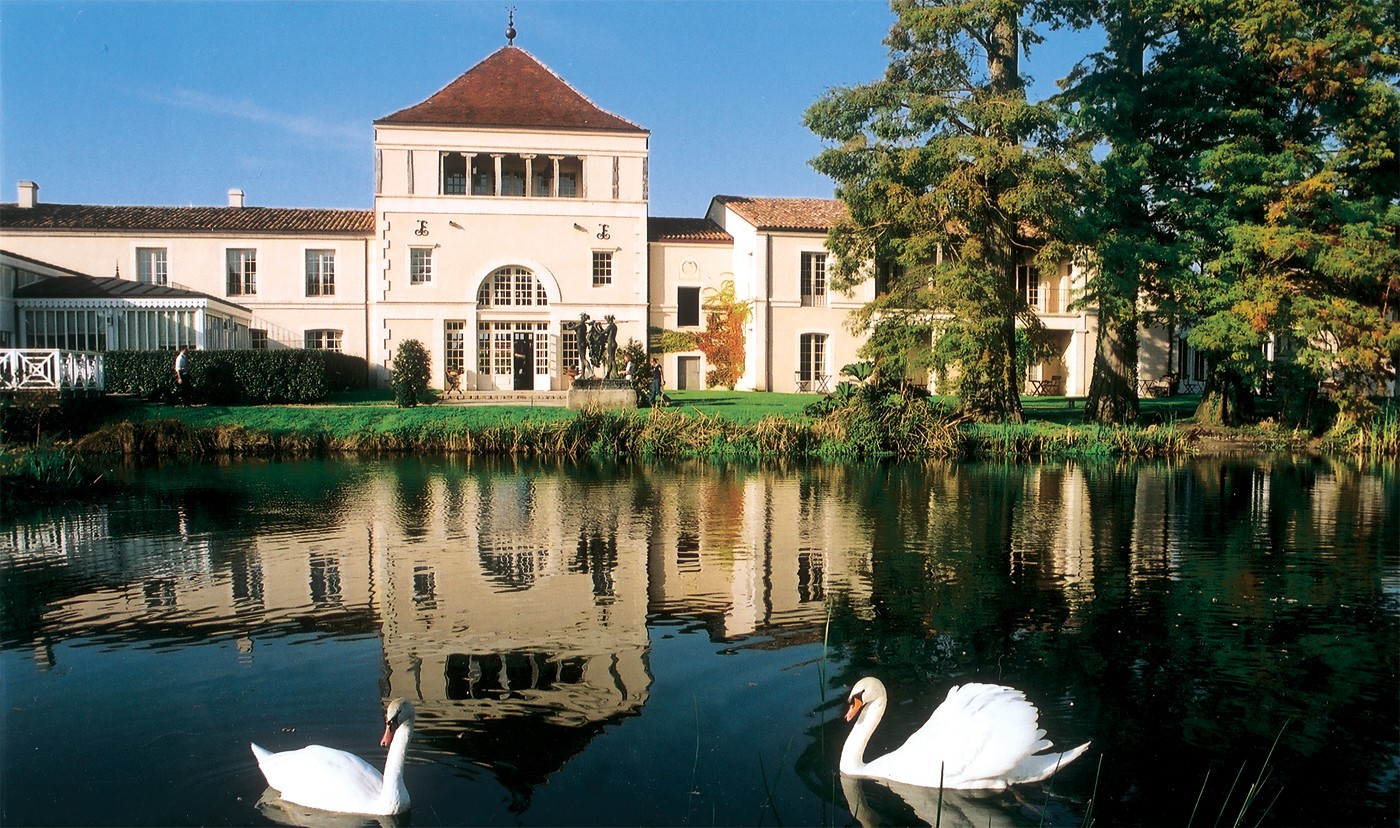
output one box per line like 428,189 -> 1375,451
105,388 -> 1205,435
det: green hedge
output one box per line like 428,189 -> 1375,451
103,349 -> 367,405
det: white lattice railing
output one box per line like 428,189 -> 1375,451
0,350 -> 105,393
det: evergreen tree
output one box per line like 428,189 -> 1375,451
390,339 -> 431,408
1052,0 -> 1218,424
806,0 -> 1080,423
1189,0 -> 1400,426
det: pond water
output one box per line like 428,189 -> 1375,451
1,456 -> 1396,827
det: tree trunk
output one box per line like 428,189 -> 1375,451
1085,303 -> 1141,424
1194,365 -> 1255,426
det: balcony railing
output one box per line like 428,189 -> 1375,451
0,350 -> 105,393
1024,287 -> 1075,315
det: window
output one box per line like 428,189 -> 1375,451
226,249 -> 256,296
250,329 -> 269,350
445,320 -> 467,375
1016,264 -> 1039,309
533,164 -> 553,197
437,152 -> 582,197
562,328 -> 579,376
800,333 -> 827,383
592,251 -> 613,287
801,252 -> 827,307
875,259 -> 904,297
475,322 -> 548,376
305,250 -> 335,296
305,330 -> 342,351
557,157 -> 581,197
465,156 -> 488,195
500,156 -> 527,196
441,153 -> 468,195
677,286 -> 701,327
136,248 -> 167,286
410,248 -> 433,285
477,266 -> 548,307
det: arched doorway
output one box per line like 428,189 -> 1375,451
474,266 -> 551,391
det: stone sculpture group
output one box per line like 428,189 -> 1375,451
571,313 -> 620,381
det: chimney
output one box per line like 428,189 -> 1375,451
17,181 -> 38,209
228,188 -> 245,208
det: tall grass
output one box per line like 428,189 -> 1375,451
67,399 -> 1204,462
1322,403 -> 1400,457
0,444 -> 108,504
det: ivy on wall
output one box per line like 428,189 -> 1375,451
696,280 -> 752,390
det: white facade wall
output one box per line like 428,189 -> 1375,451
647,240 -> 735,390
372,123 -> 650,389
0,229 -> 372,358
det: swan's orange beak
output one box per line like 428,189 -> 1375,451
844,696 -> 865,723
381,723 -> 394,748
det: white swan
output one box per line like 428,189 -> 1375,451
841,677 -> 1089,791
251,698 -> 415,816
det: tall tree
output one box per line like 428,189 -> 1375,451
806,0 -> 1080,423
1190,0 -> 1400,426
1052,0 -> 1223,424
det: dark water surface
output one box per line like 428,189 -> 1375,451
2,456 -> 1396,826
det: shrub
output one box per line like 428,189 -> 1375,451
101,349 -> 365,405
391,340 -> 431,408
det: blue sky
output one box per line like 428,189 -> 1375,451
1,1 -> 1099,218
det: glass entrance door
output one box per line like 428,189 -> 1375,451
512,332 -> 534,391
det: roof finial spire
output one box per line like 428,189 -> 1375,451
505,7 -> 517,45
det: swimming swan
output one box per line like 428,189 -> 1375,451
251,698 -> 414,816
841,677 -> 1089,790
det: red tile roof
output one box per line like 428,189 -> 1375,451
0,203 -> 374,234
649,217 -> 732,244
377,47 -> 646,134
713,196 -> 846,232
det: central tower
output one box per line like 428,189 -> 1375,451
370,43 -> 649,391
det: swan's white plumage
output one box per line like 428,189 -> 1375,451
841,678 -> 1089,790
251,698 -> 414,816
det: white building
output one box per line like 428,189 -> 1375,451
1,43 -> 1165,398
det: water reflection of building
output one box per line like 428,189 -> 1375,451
9,458 -> 1383,809
0,461 -> 885,808
642,463 -> 876,639
368,467 -> 651,721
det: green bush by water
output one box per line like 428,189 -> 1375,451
103,349 -> 366,405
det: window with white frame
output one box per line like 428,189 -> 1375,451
801,253 -> 827,307
476,266 -> 548,307
306,250 -> 336,296
136,248 -> 168,286
226,249 -> 257,296
445,320 -> 467,376
250,329 -> 269,350
562,328 -> 579,376
305,330 -> 342,351
800,333 -> 828,383
474,322 -> 549,376
592,251 -> 613,287
410,247 -> 433,285
500,156 -> 527,196
441,153 -> 468,195
1016,264 -> 1040,309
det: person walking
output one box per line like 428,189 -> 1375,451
649,357 -> 663,407
173,346 -> 191,405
